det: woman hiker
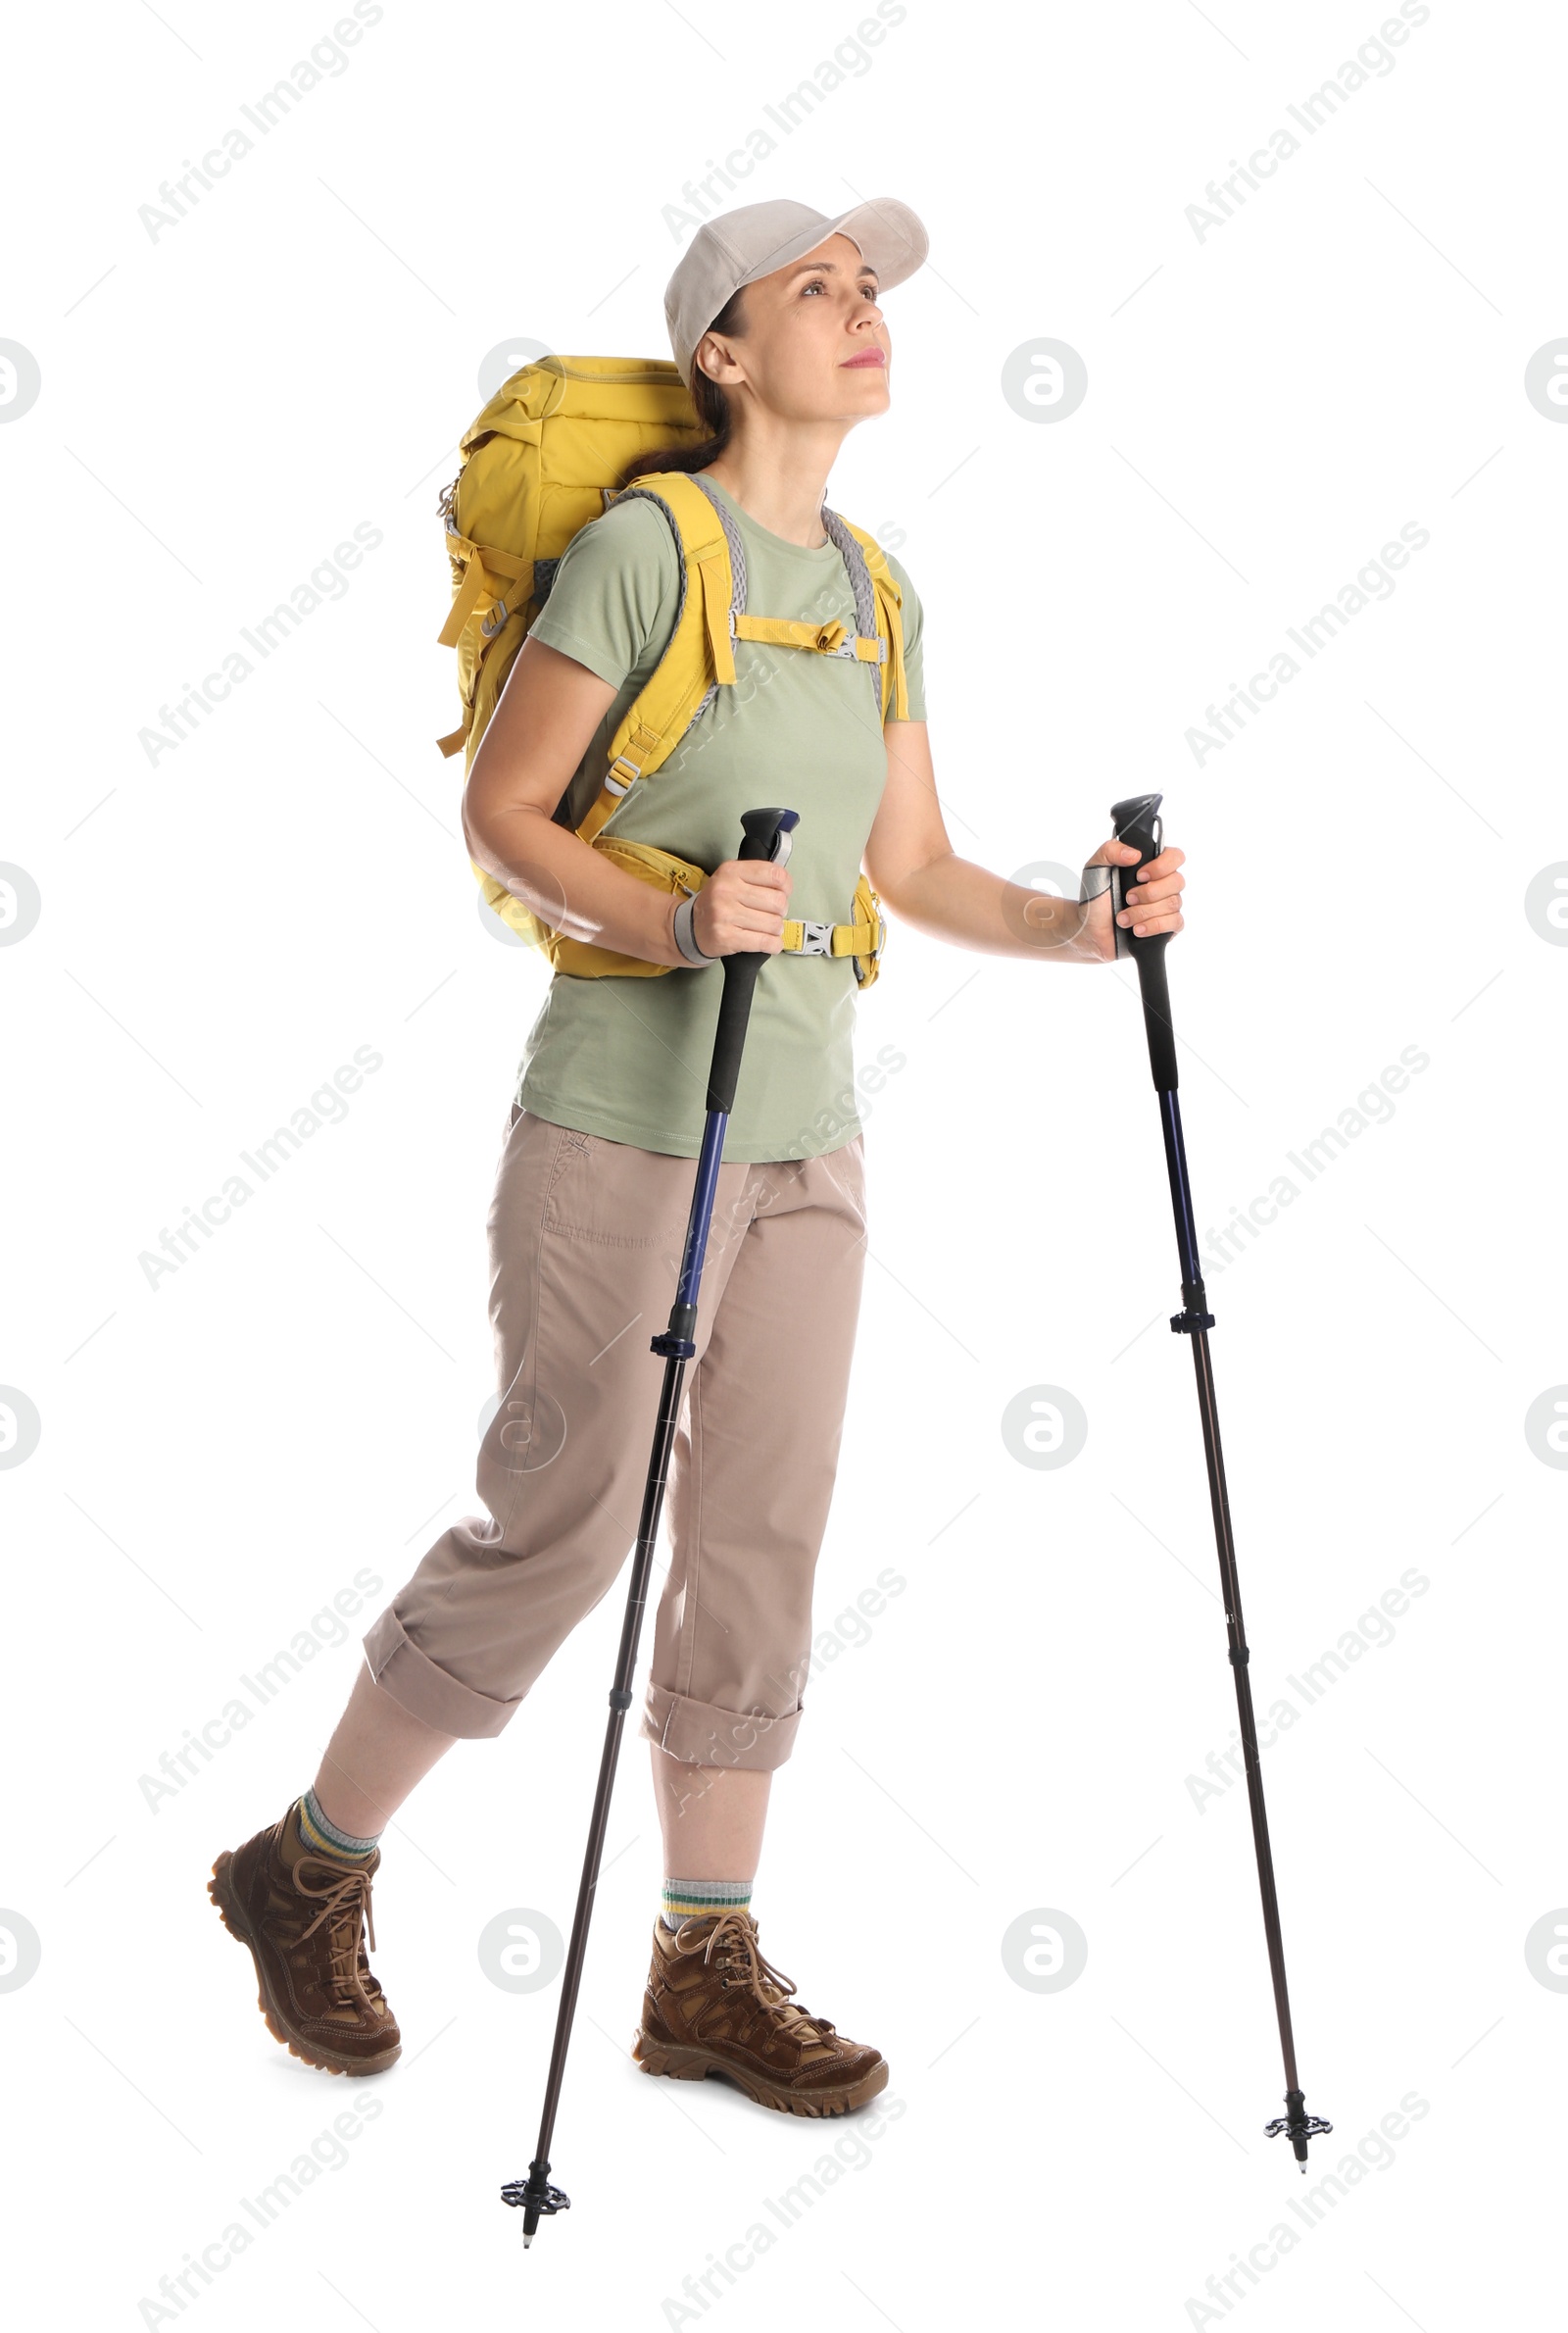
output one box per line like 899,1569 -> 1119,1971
209,195 -> 1187,2113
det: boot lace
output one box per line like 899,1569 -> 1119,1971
292,1854 -> 379,2010
688,1908 -> 837,2043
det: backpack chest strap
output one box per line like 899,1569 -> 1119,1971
578,472 -> 905,851
732,613 -> 887,665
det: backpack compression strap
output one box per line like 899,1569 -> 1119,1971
436,535 -> 533,653
434,533 -> 535,760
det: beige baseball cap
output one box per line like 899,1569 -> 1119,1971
664,196 -> 928,384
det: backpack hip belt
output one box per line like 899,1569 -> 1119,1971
558,835 -> 886,985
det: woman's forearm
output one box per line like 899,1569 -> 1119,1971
883,850 -> 1102,964
465,800 -> 688,968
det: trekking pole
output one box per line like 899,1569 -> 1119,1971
501,804 -> 801,2244
1096,791 -> 1332,2169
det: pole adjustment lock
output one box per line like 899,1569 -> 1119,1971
652,1299 -> 698,1359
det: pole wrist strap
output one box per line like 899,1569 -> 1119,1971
1080,860 -> 1132,960
672,892 -> 719,968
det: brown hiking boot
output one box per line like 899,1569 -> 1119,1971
208,1804 -> 401,2076
632,1908 -> 887,2117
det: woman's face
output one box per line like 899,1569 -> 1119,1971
698,231 -> 890,421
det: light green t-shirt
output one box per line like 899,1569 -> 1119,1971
514,473 -> 926,1161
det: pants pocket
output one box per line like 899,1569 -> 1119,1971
541,1125 -> 705,1251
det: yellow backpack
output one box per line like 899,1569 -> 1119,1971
435,354 -> 907,984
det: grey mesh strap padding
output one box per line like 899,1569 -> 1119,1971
819,506 -> 877,640
603,483 -> 715,740
688,471 -> 749,619
818,506 -> 885,722
605,484 -> 693,636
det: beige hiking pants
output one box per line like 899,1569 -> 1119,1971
362,1105 -> 868,1770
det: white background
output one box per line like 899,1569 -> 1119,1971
2,2 -> 1562,2326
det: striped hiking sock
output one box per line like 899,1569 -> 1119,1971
293,1787 -> 381,1864
662,1877 -> 752,1930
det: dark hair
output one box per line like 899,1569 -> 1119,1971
617,284 -> 747,487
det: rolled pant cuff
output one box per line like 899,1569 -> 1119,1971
639,1680 -> 803,1771
362,1608 -> 520,1741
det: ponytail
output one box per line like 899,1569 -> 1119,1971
617,284 -> 747,486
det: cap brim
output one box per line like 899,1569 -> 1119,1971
733,197 -> 928,299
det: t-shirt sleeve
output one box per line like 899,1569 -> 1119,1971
527,494 -> 681,690
882,549 -> 927,721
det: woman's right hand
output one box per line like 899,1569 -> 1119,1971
690,857 -> 792,957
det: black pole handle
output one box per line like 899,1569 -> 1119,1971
1109,791 -> 1178,1094
705,808 -> 799,1114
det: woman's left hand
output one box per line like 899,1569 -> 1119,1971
1079,836 -> 1187,961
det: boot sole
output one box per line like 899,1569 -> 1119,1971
631,2030 -> 888,2117
208,1851 -> 401,2078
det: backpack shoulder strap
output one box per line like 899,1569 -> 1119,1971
822,512 -> 909,722
574,470 -> 739,845
568,480 -> 911,850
